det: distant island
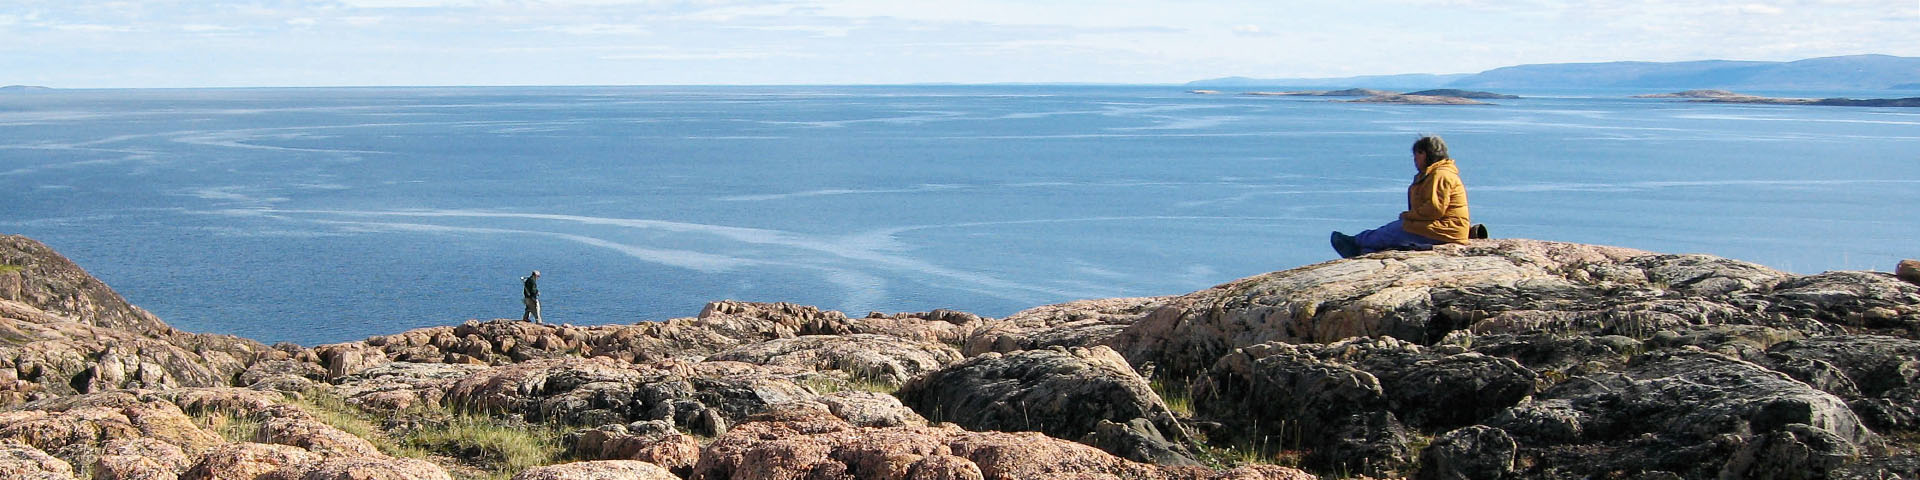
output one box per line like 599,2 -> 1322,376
1190,54 -> 1920,91
1634,89 -> 1920,107
1342,94 -> 1491,105
1245,88 -> 1397,97
0,85 -> 52,91
1211,87 -> 1511,105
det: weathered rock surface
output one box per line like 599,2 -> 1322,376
1116,240 -> 1917,377
511,460 -> 679,480
1194,336 -> 1533,473
0,236 -> 267,406
707,334 -> 962,386
1899,259 -> 1920,285
1486,350 -> 1874,478
692,407 -> 1313,480
897,346 -> 1195,465
6,235 -> 1920,479
962,297 -> 1165,356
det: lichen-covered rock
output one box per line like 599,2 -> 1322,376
0,438 -> 75,480
1417,425 -> 1516,480
1194,336 -> 1531,473
1113,239 -> 1917,379
511,460 -> 679,480
896,346 -> 1194,465
569,421 -> 700,476
0,236 -> 264,405
181,442 -> 316,480
707,334 -> 962,386
94,438 -> 193,480
1761,335 -> 1920,432
815,390 -> 926,428
963,297 -> 1166,356
692,408 -> 1313,480
271,456 -> 453,480
443,356 -> 817,435
0,392 -> 224,473
1486,350 -> 1875,478
331,362 -> 487,413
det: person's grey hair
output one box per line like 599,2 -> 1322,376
1412,135 -> 1449,161
530,270 -> 540,277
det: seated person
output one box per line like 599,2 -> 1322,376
1332,135 -> 1479,258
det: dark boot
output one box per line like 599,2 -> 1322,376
1330,231 -> 1362,259
1469,224 -> 1489,240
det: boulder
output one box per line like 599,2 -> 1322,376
1761,335 -> 1920,432
0,439 -> 75,480
511,460 -> 679,480
1193,336 -> 1532,472
569,421 -> 700,476
180,442 -> 316,480
1416,425 -> 1516,480
1485,350 -> 1875,478
896,346 -> 1194,465
815,391 -> 926,428
1899,259 -> 1920,285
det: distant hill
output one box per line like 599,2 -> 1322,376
1191,55 -> 1920,91
0,85 -> 52,92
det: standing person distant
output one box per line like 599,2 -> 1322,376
521,270 -> 543,323
1331,135 -> 1482,258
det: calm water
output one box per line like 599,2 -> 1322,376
2,86 -> 1916,345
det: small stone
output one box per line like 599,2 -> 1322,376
1897,259 -> 1920,285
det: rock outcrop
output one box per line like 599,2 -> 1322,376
897,345 -> 1196,465
4,234 -> 1919,479
0,236 -> 269,406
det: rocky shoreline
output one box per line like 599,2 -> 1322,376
3,233 -> 1918,479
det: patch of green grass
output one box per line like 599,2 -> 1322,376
1149,377 -> 1194,417
0,265 -> 22,274
801,374 -> 900,395
405,411 -> 569,480
292,389 -> 424,458
1192,439 -> 1302,469
288,389 -> 570,480
190,407 -> 262,444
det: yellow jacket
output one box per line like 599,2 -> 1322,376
1400,158 -> 1470,243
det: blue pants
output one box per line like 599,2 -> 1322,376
1354,220 -> 1440,254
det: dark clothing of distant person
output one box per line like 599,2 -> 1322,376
522,271 -> 543,323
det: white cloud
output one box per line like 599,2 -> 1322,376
535,23 -> 651,35
1231,24 -> 1267,36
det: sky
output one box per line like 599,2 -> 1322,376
3,0 -> 1918,88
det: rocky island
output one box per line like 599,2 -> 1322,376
1635,90 -> 1920,107
1237,88 -> 1513,105
3,233 -> 1918,479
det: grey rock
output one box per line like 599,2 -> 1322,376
1417,425 -> 1517,480
1083,418 -> 1199,467
706,334 -> 961,386
1763,335 -> 1920,432
1486,350 -> 1876,478
895,345 -> 1195,465
1196,337 -> 1532,450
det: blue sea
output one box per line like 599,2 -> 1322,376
2,86 -> 1916,345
